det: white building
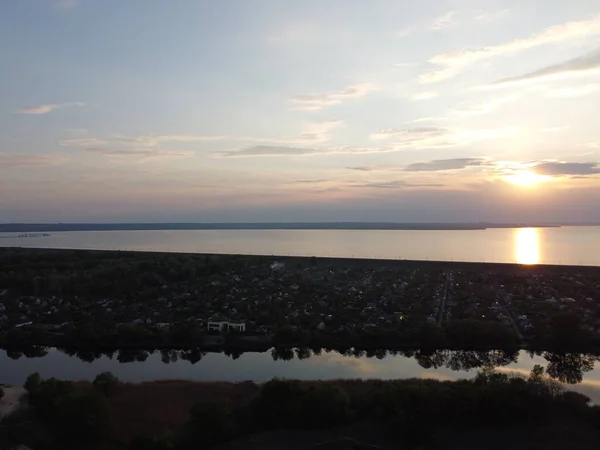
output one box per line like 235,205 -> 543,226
207,321 -> 246,333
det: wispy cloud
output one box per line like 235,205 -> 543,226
398,11 -> 456,36
349,180 -> 444,189
60,121 -> 345,158
452,94 -> 521,116
0,153 -> 63,168
16,102 -> 85,115
541,126 -> 570,132
420,14 -> 600,83
214,145 -> 393,158
545,83 -> 600,98
370,126 -> 517,149
532,161 -> 600,176
404,117 -> 450,124
290,83 -> 375,111
429,11 -> 457,30
475,9 -> 510,22
412,91 -> 438,100
85,147 -> 194,161
370,126 -> 448,141
405,158 -> 490,172
491,49 -> 600,87
228,126 -> 504,158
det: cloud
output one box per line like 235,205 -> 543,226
215,145 -> 398,158
420,14 -> 600,83
475,9 -> 510,22
0,153 -> 62,168
370,126 -> 448,141
346,166 -> 375,172
68,121 -> 343,149
398,11 -> 456,36
532,161 -> 600,176
346,165 -> 403,172
290,83 -> 374,110
350,180 -> 444,189
492,49 -> 600,87
405,158 -> 490,172
412,91 -> 438,100
429,11 -> 457,30
216,145 -> 320,158
541,126 -> 570,132
452,94 -> 521,116
111,134 -> 229,146
16,102 -> 85,114
545,83 -> 600,98
85,147 -> 194,160
60,138 -> 109,147
404,117 -> 450,124
370,126 -> 516,150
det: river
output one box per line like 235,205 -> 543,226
1,226 -> 600,265
2,349 -> 600,402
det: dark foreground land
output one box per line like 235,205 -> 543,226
1,248 -> 600,353
2,368 -> 600,450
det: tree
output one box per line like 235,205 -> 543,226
0,386 -> 4,400
182,402 -> 234,449
24,372 -> 42,394
529,364 -> 545,383
93,372 -> 119,396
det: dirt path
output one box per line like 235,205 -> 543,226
0,386 -> 26,422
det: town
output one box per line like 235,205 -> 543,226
0,248 -> 599,352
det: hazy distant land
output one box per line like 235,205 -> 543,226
0,222 -> 577,233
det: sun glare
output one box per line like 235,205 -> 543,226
505,170 -> 548,186
515,228 -> 540,265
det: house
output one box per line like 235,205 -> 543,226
207,321 -> 246,333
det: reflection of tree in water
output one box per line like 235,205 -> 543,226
271,347 -> 294,361
543,352 -> 597,384
413,349 -> 449,369
160,349 -> 179,364
21,346 -> 49,358
224,349 -> 244,360
413,350 -> 518,372
6,349 -> 23,360
180,349 -> 205,364
76,350 -> 99,363
295,347 -> 311,360
117,349 -> 150,363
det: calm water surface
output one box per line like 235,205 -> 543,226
1,226 -> 600,265
2,350 -> 600,403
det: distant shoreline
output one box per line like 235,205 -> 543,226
0,222 -> 574,233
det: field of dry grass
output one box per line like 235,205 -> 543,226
104,380 -> 260,442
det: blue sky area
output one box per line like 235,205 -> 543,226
1,0 -> 600,222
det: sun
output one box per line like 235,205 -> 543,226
505,170 -> 548,186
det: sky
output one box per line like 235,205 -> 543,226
1,0 -> 600,223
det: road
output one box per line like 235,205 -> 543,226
437,271 -> 452,326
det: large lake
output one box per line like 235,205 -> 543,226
1,226 -> 600,265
